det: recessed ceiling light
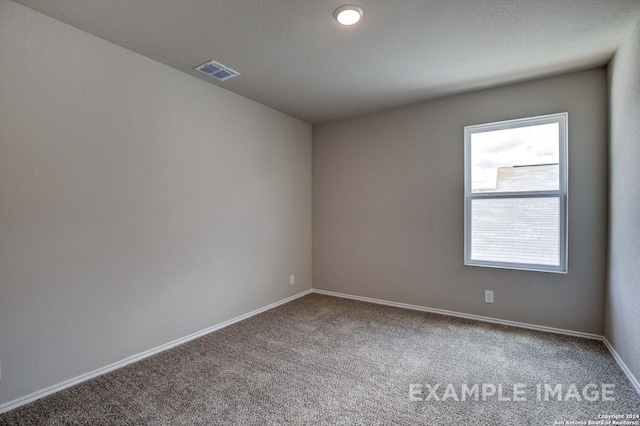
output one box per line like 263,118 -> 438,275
334,5 -> 364,26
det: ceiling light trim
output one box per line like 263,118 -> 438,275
334,5 -> 364,26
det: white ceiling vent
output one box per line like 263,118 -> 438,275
195,59 -> 240,81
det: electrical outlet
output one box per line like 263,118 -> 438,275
485,290 -> 494,304
289,275 -> 295,286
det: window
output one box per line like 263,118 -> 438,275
464,113 -> 568,273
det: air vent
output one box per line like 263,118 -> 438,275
195,59 -> 240,81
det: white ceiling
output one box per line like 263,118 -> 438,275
12,0 -> 640,124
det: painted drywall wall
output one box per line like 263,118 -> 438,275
606,18 -> 640,383
0,0 -> 311,406
313,69 -> 608,334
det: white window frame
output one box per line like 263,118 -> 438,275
464,113 -> 568,273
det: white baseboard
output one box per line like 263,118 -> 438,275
2,286 -> 638,415
312,289 -> 640,396
602,337 -> 640,395
0,289 -> 313,415
312,289 -> 601,339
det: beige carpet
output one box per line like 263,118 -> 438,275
1,294 -> 639,425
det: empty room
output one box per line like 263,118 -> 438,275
1,0 -> 640,424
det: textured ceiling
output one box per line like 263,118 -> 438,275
11,0 -> 640,123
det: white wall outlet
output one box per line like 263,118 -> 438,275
289,275 -> 295,286
485,290 -> 494,304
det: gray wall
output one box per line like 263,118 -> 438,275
606,18 -> 640,382
313,69 -> 608,334
0,1 -> 311,406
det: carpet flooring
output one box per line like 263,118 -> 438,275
1,294 -> 639,425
